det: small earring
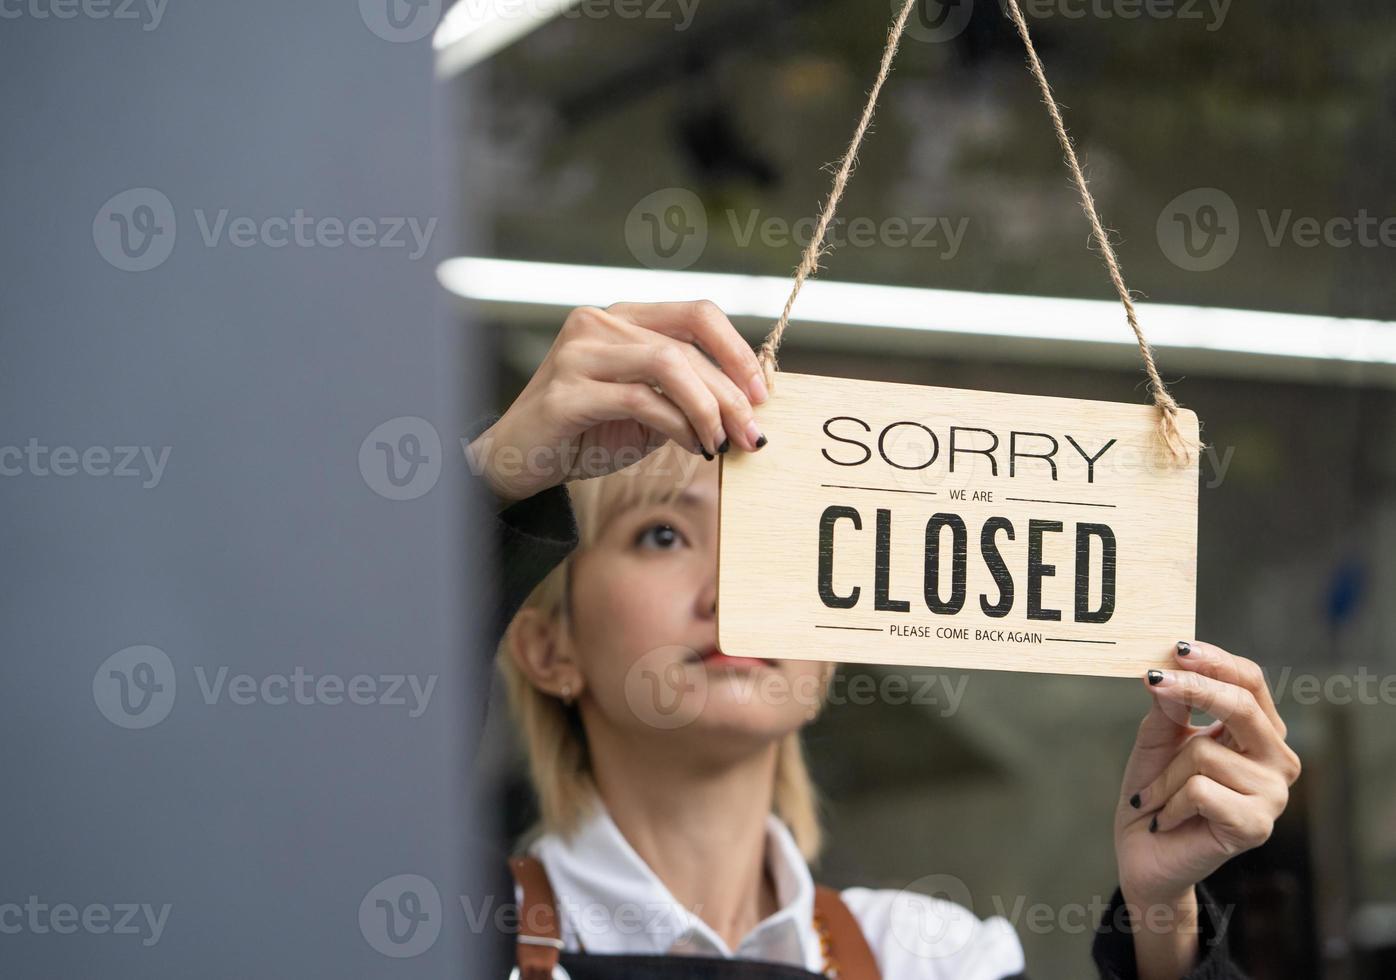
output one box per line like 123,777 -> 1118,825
560,682 -> 573,705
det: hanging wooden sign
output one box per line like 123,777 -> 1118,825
717,0 -> 1203,677
717,373 -> 1199,677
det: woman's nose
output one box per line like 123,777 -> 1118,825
696,572 -> 718,620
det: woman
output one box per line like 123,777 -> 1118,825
467,300 -> 1301,980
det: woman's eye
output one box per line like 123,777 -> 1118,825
635,522 -> 684,550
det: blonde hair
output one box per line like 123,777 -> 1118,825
497,440 -> 827,861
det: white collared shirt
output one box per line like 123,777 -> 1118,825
527,804 -> 1026,978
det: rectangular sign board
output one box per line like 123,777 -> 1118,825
717,373 -> 1199,677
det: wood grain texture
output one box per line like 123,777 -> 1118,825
717,373 -> 1199,678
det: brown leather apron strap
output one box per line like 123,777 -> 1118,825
509,856 -> 566,980
813,885 -> 881,980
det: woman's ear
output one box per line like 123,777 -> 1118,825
507,606 -> 584,703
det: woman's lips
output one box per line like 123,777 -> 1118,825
694,647 -> 777,670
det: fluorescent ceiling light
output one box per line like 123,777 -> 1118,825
434,0 -> 583,77
437,256 -> 1396,384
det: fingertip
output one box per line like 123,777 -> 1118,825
743,419 -> 765,452
747,371 -> 769,406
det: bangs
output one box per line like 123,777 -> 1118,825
568,441 -> 706,548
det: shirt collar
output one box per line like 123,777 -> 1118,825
529,801 -> 818,967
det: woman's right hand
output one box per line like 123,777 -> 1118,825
467,301 -> 770,503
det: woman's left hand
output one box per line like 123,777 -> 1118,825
1114,640 -> 1302,909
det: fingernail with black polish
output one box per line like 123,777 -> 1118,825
755,434 -> 768,449
1177,641 -> 1192,657
717,437 -> 731,455
1129,792 -> 1141,809
700,447 -> 714,461
1148,815 -> 1158,833
1147,669 -> 1164,686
